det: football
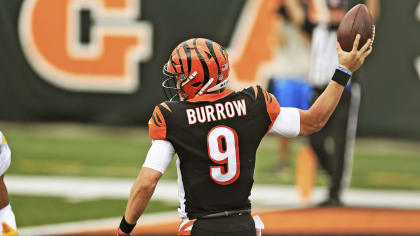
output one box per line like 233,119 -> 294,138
337,4 -> 373,52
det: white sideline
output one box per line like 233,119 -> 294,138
18,211 -> 179,236
7,174 -> 420,235
5,175 -> 420,209
18,207 -> 278,236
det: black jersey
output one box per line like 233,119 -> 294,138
148,86 -> 280,219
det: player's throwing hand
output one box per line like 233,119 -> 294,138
337,34 -> 373,73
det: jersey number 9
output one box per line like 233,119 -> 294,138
207,126 -> 240,185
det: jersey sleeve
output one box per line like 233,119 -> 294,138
143,139 -> 175,174
270,107 -> 300,138
148,105 -> 168,140
257,86 -> 281,130
0,131 -> 11,176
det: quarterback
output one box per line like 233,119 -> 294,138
118,35 -> 372,235
0,132 -> 18,236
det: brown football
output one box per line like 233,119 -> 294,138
337,4 -> 373,52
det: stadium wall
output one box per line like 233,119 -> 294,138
0,0 -> 419,140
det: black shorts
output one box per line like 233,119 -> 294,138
191,214 -> 256,236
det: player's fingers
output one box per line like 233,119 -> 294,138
360,38 -> 371,54
352,34 -> 361,52
362,45 -> 373,58
336,42 -> 343,54
371,25 -> 376,45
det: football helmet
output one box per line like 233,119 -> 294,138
162,38 -> 230,101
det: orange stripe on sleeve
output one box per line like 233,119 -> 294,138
161,102 -> 172,112
149,106 -> 167,140
261,87 -> 281,129
252,86 -> 259,100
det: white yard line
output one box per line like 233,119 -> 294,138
7,174 -> 420,235
18,207 -> 280,236
18,211 -> 179,236
5,175 -> 420,209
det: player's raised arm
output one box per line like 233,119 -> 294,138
298,34 -> 373,136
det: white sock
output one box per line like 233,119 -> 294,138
0,204 -> 16,230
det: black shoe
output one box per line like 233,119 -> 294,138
317,198 -> 344,207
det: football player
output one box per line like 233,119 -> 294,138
118,35 -> 372,236
0,132 -> 18,236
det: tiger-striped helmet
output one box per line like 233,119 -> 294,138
162,38 -> 230,101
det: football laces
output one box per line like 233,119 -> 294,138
371,25 -> 375,47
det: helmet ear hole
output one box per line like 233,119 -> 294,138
191,82 -> 202,87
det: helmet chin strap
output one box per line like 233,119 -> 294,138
178,91 -> 187,101
181,72 -> 198,87
180,73 -> 229,99
197,78 -> 214,96
207,77 -> 229,92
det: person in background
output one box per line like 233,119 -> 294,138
269,0 -> 312,172
0,131 -> 18,236
306,0 -> 379,206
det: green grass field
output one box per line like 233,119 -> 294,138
10,195 -> 177,227
1,122 -> 420,227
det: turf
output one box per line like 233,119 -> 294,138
254,134 -> 420,191
10,194 -> 177,227
2,122 -> 420,227
2,122 -> 420,190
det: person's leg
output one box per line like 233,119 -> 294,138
0,132 -> 17,232
341,83 -> 361,193
330,84 -> 361,204
0,175 -> 9,209
276,137 -> 291,168
270,137 -> 292,173
309,89 -> 340,206
309,128 -> 331,175
0,175 -> 16,230
309,90 -> 333,178
329,92 -> 350,203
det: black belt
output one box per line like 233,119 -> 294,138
191,209 -> 251,220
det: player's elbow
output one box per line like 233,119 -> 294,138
131,167 -> 162,200
133,177 -> 159,197
137,178 -> 158,193
313,120 -> 326,132
300,121 -> 325,136
140,181 -> 157,192
299,110 -> 327,136
130,181 -> 156,203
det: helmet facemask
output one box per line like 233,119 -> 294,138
162,63 -> 187,101
162,62 -> 204,101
